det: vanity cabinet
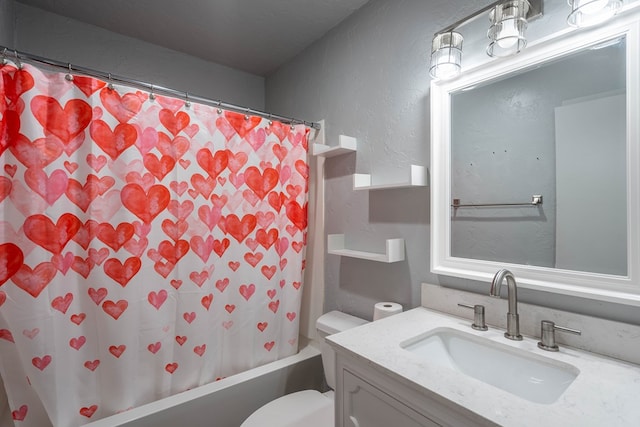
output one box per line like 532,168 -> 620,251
334,351 -> 491,427
341,370 -> 438,427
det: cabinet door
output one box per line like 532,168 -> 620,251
342,370 -> 441,427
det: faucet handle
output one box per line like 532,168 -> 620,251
537,320 -> 581,352
458,303 -> 488,331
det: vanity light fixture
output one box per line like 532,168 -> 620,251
429,0 -> 626,78
487,0 -> 531,57
429,0 -> 542,80
567,0 -> 623,27
429,31 -> 464,80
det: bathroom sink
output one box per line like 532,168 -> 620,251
401,327 -> 579,404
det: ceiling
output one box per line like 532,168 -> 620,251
15,0 -> 372,76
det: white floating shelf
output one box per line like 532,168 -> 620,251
353,164 -> 427,190
313,135 -> 357,157
327,234 -> 405,263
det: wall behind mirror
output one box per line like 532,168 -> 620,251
450,38 -> 627,276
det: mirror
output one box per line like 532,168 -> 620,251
431,18 -> 640,305
451,38 -> 626,275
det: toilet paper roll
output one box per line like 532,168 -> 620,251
373,302 -> 403,321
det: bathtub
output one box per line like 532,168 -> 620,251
83,344 -> 323,427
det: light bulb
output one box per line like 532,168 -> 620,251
487,1 -> 529,57
431,50 -> 462,79
496,18 -> 520,48
567,0 -> 622,27
435,63 -> 460,80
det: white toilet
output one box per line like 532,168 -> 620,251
241,310 -> 368,427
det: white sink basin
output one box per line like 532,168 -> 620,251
401,327 -> 580,404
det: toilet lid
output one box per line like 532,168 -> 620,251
240,390 -> 334,427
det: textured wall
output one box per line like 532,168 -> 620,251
266,0 -> 496,321
7,0 -> 640,324
0,0 -> 13,46
266,0 -> 640,324
14,3 -> 265,109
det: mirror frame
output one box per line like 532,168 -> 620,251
431,16 -> 640,306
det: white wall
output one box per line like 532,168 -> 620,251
6,0 -> 640,325
266,0 -> 640,324
555,93 -> 627,274
13,3 -> 265,109
0,0 -> 13,46
266,0 -> 496,321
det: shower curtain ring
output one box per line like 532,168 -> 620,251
1,48 -> 7,66
149,85 -> 156,101
65,63 -> 74,81
185,92 -> 191,109
290,118 -> 296,130
268,113 -> 273,126
216,100 -> 222,114
13,50 -> 22,69
244,108 -> 251,121
107,73 -> 114,90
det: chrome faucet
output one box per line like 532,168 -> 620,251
489,269 -> 523,341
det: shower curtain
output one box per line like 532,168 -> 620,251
0,61 -> 309,427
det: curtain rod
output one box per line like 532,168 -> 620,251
0,46 -> 321,130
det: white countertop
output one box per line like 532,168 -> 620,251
327,307 -> 640,427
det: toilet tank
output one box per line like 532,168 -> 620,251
316,311 -> 368,390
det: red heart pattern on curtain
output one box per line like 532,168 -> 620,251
0,62 -> 309,427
